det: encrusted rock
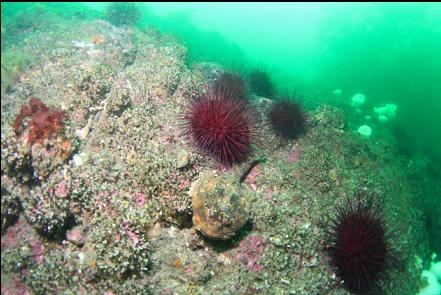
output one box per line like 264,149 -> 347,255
192,62 -> 224,86
147,222 -> 161,240
313,104 -> 346,130
122,48 -> 137,67
73,64 -> 113,104
66,225 -> 87,247
190,170 -> 249,240
176,149 -> 190,169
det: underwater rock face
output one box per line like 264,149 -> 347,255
66,225 -> 86,247
192,62 -> 224,86
190,171 -> 249,240
1,6 -> 436,294
176,149 -> 191,169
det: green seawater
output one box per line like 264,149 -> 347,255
1,2 -> 441,294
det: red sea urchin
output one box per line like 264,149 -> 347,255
326,198 -> 394,294
213,71 -> 248,103
183,85 -> 254,166
268,98 -> 306,140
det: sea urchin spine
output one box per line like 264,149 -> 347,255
213,71 -> 248,103
326,198 -> 393,294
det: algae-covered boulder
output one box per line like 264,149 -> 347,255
190,170 -> 250,240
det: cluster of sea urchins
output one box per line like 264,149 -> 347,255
184,70 -> 311,166
326,198 -> 394,294
183,72 -> 253,166
183,67 -> 396,294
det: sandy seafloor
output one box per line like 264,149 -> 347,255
1,14 -> 440,295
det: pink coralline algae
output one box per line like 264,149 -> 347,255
287,146 -> 302,164
122,221 -> 139,246
55,180 -> 69,198
167,172 -> 192,191
126,230 -> 139,245
21,268 -> 29,278
265,189 -> 274,203
178,178 -> 191,190
28,237 -> 44,264
1,275 -> 30,295
244,165 -> 261,191
235,235 -> 266,272
134,192 -> 148,207
1,219 -> 31,251
2,220 -> 44,265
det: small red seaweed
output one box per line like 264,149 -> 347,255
14,97 -> 65,146
287,146 -> 302,164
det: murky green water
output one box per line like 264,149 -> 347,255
1,3 -> 440,294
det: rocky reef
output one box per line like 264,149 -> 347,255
0,11 -> 436,295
